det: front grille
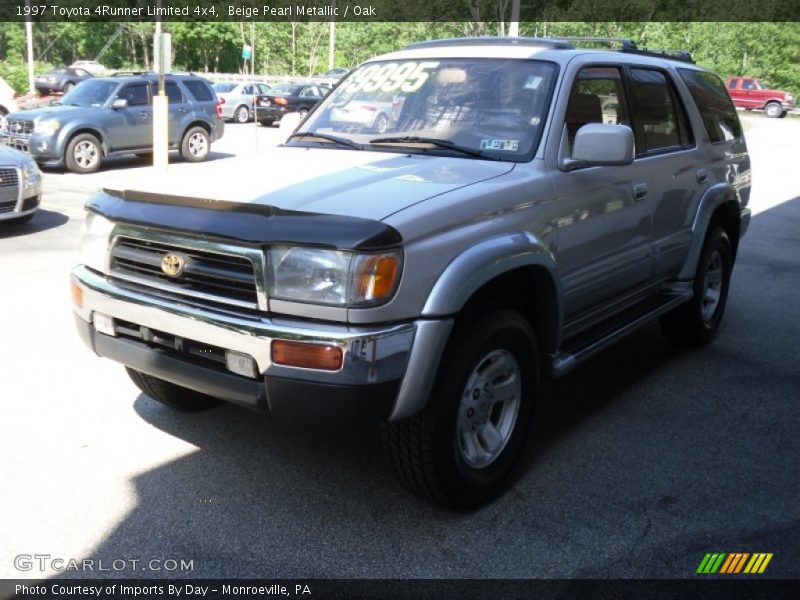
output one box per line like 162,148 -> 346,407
0,167 -> 19,188
110,237 -> 259,310
6,120 -> 33,138
0,199 -> 16,213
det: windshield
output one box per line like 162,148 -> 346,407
299,58 -> 558,161
59,80 -> 119,107
213,82 -> 237,93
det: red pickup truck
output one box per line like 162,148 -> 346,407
726,76 -> 796,118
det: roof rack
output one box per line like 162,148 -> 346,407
404,36 -> 573,50
558,37 -> 638,50
109,71 -> 157,77
549,36 -> 696,64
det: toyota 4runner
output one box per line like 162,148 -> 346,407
71,38 -> 751,507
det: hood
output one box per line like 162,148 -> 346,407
122,145 -> 515,222
8,105 -> 100,121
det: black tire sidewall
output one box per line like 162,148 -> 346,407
430,312 -> 539,505
692,227 -> 732,336
65,133 -> 101,174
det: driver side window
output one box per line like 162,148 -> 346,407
565,66 -> 630,156
118,83 -> 150,107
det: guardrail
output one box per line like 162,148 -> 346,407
196,72 -> 339,87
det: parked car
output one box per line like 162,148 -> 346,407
71,37 -> 750,508
0,76 -> 19,116
0,144 -> 41,225
34,68 -> 93,95
319,67 -> 351,80
213,81 -> 271,123
254,84 -> 328,126
69,60 -> 108,76
328,89 -> 403,133
726,76 -> 796,118
2,73 -> 223,173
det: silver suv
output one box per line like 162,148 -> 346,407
71,38 -> 751,507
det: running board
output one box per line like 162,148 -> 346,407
550,290 -> 693,378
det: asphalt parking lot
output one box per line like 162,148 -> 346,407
0,116 -> 798,580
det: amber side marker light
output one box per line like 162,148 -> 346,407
272,340 -> 343,371
70,280 -> 83,308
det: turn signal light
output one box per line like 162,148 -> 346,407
70,280 -> 83,308
272,340 -> 343,371
352,254 -> 400,303
274,97 -> 289,106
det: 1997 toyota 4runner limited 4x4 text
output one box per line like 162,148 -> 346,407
72,38 -> 751,507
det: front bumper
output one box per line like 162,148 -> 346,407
1,133 -> 61,161
71,265 -> 451,422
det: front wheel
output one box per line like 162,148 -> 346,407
764,102 -> 783,118
180,126 -> 210,162
62,82 -> 75,93
127,368 -> 221,411
382,310 -> 539,508
660,226 -> 732,346
65,133 -> 102,174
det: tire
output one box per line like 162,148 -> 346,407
778,110 -> 788,119
382,309 -> 539,508
180,126 -> 210,162
259,119 -> 274,127
62,82 -> 75,93
65,133 -> 102,174
660,226 -> 732,346
3,213 -> 34,225
764,102 -> 783,118
234,105 -> 250,123
373,113 -> 389,134
126,368 -> 221,412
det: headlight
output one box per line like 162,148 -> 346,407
22,160 -> 40,188
33,119 -> 60,135
267,246 -> 402,307
80,211 -> 115,273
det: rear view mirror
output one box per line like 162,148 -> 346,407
564,123 -> 634,171
111,98 -> 128,109
278,112 -> 303,144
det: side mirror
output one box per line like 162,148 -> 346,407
111,98 -> 128,109
564,123 -> 634,171
278,112 -> 304,144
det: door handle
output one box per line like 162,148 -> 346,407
696,169 -> 708,184
139,111 -> 150,118
177,107 -> 187,113
633,183 -> 648,201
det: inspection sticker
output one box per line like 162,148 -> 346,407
480,139 -> 520,151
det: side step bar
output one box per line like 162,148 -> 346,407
550,290 -> 693,378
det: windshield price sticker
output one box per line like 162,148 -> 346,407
344,61 -> 440,95
480,139 -> 520,152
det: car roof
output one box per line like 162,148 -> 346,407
91,73 -> 211,84
369,37 -> 706,71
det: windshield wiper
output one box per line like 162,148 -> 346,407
287,131 -> 364,150
368,136 -> 499,160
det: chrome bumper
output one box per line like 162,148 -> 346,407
71,265 -> 451,420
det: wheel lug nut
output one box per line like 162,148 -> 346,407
472,388 -> 480,399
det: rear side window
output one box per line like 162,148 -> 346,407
678,69 -> 742,143
628,68 -> 693,153
150,82 -> 184,104
182,80 -> 214,101
727,78 -> 739,89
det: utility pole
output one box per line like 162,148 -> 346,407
508,0 -> 520,37
25,0 -> 35,94
153,0 -> 169,170
329,0 -> 336,70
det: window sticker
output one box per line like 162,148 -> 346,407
480,139 -> 520,152
344,61 -> 440,95
524,75 -> 543,90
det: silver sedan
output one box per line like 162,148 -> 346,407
214,81 -> 272,123
0,144 -> 41,225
